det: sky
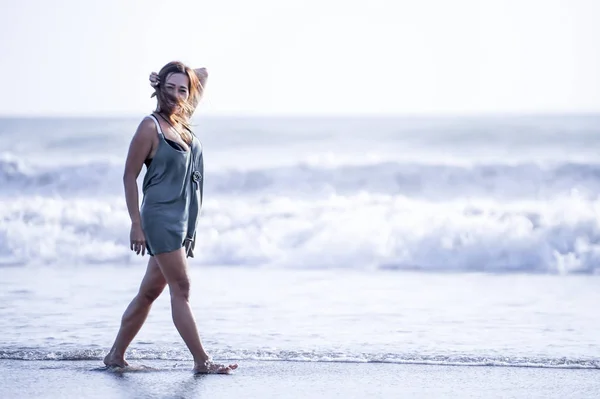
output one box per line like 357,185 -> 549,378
0,0 -> 599,116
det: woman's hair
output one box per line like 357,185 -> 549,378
151,61 -> 203,144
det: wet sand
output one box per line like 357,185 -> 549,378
1,359 -> 599,399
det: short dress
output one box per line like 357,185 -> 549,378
140,114 -> 204,257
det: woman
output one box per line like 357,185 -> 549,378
103,61 -> 237,375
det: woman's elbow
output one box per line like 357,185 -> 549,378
122,171 -> 138,185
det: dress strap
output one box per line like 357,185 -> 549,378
148,114 -> 164,136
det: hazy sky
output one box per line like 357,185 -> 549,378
1,0 -> 599,116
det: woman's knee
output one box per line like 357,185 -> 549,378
169,278 -> 191,300
154,249 -> 191,300
141,285 -> 165,303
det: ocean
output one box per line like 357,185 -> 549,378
1,114 -> 599,397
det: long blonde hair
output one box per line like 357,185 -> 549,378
151,61 -> 204,144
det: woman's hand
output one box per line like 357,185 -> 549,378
194,67 -> 208,78
184,237 -> 195,258
149,72 -> 159,87
130,222 -> 147,256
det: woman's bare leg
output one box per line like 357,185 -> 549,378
154,248 -> 237,374
104,257 -> 166,367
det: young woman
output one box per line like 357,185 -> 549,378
104,61 -> 237,374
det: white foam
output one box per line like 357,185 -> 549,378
1,193 -> 599,273
0,196 -> 131,265
1,347 -> 598,369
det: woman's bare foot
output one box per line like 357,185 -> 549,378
193,360 -> 238,375
103,351 -> 129,368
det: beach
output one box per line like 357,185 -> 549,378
1,266 -> 600,398
2,358 -> 600,399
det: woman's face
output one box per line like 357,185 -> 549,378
164,72 -> 190,102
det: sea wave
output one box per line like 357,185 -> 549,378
1,154 -> 600,199
1,194 -> 599,273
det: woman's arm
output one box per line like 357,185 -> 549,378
123,118 -> 155,255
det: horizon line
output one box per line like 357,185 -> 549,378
1,110 -> 600,119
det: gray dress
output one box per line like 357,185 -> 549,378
140,114 -> 204,257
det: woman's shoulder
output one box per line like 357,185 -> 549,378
134,114 -> 159,138
141,113 -> 159,127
